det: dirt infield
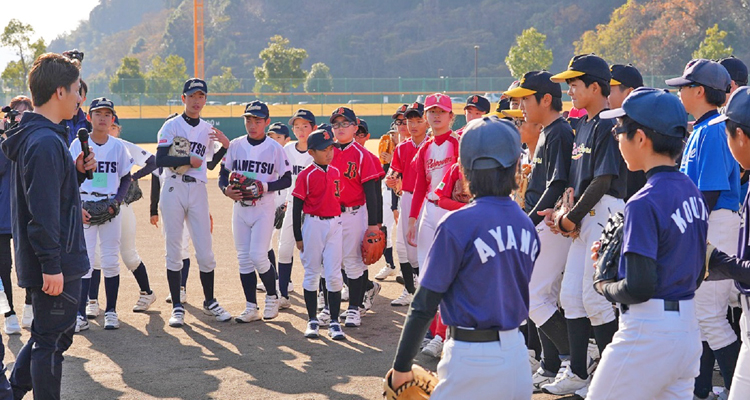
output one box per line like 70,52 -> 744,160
0,178 -> 721,399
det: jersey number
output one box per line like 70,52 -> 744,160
334,180 -> 341,198
343,161 -> 358,179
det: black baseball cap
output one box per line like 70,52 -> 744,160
288,109 -> 316,126
243,100 -> 270,119
710,86 -> 750,127
460,116 -> 521,170
601,87 -> 688,138
464,95 -> 491,113
307,128 -> 334,150
665,59 -> 731,92
89,97 -> 116,114
404,102 -> 424,118
551,54 -> 611,83
610,64 -> 643,88
719,56 -> 748,85
330,106 -> 357,123
504,71 -> 562,99
357,118 -> 369,134
267,122 -> 290,137
392,104 -> 409,119
183,78 -> 208,95
317,123 -> 334,137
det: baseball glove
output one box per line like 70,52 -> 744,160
83,199 -> 120,225
274,204 -> 286,229
593,211 -> 625,287
362,229 -> 386,265
168,136 -> 191,175
379,134 -> 395,164
451,176 -> 471,204
229,171 -> 265,206
512,163 -> 532,209
123,179 -> 143,205
383,365 -> 438,400
552,187 -> 581,239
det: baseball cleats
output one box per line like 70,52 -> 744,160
235,303 -> 261,323
339,307 -> 365,322
256,281 -> 266,292
21,304 -> 33,329
133,291 -> 156,312
4,315 -> 20,335
263,295 -> 280,319
104,311 -> 120,330
169,307 -> 185,327
574,384 -> 589,399
391,289 -> 412,306
316,291 -> 325,311
203,299 -> 231,322
374,265 -> 397,280
288,281 -> 295,293
532,367 -> 557,393
541,367 -> 590,395
86,299 -> 100,319
343,308 -> 361,327
279,296 -> 291,310
363,281 -> 381,312
317,308 -> 331,326
304,320 -> 320,338
328,322 -> 346,341
342,285 -> 349,302
421,335 -> 443,358
75,315 -> 89,333
165,286 -> 186,304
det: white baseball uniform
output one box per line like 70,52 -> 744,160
156,116 -> 217,273
70,136 -> 134,279
277,142 -> 313,264
224,136 -> 290,275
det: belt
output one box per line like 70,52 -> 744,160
341,205 -> 361,213
448,326 -> 500,343
427,199 -> 439,206
621,300 -> 680,313
181,175 -> 196,183
81,192 -> 111,198
308,214 -> 335,220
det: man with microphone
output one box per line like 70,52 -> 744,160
1,53 -> 96,400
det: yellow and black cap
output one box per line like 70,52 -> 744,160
551,54 -> 611,83
610,64 -> 643,88
504,71 -> 562,99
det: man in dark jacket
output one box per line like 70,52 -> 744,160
1,53 -> 95,400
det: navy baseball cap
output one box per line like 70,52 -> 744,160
464,95 -> 491,113
719,57 -> 748,85
357,118 -> 369,134
404,102 -> 424,118
113,115 -> 121,126
183,78 -> 208,95
504,71 -> 562,99
307,128 -> 335,150
330,106 -> 357,123
243,100 -> 270,119
288,109 -> 316,126
551,54 -> 611,83
392,104 -> 409,119
89,97 -> 116,114
600,87 -> 688,138
317,123 -> 334,137
267,122 -> 290,137
709,86 -> 750,127
610,64 -> 643,88
460,116 -> 521,170
665,59 -> 731,92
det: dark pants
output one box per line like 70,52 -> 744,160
0,234 -> 13,315
10,278 -> 80,400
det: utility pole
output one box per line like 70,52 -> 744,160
193,0 -> 204,79
474,45 -> 479,92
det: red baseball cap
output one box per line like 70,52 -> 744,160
424,93 -> 452,112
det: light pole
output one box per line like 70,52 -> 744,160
474,45 -> 479,92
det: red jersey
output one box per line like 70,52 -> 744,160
390,138 -> 425,193
364,147 -> 386,179
409,132 -> 460,219
331,141 -> 381,207
455,126 -> 465,137
434,163 -> 469,211
292,163 -> 342,217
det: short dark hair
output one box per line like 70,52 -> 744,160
80,79 -> 88,96
568,75 -> 610,97
621,115 -> 684,159
616,84 -> 630,93
532,92 -> 563,112
699,85 -> 726,107
726,119 -> 750,140
28,53 -> 80,107
464,163 -> 518,198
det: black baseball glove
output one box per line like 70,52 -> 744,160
83,199 -> 120,225
124,180 -> 143,205
274,204 -> 286,229
593,212 -> 625,288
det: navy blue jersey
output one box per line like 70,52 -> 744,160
680,111 -> 740,212
524,117 -> 574,212
569,112 -> 627,199
620,170 -> 708,301
737,190 -> 750,295
420,196 -> 540,330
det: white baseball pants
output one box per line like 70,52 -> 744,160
300,215 -> 344,292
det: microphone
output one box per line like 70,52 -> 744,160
77,128 -> 94,180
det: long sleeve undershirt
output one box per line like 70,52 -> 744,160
708,248 -> 750,286
132,155 -> 157,180
114,173 -> 132,204
292,197 -> 304,242
528,180 -> 567,226
392,286 -> 443,372
150,172 -> 160,216
599,252 -> 658,304
567,175 -> 613,225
